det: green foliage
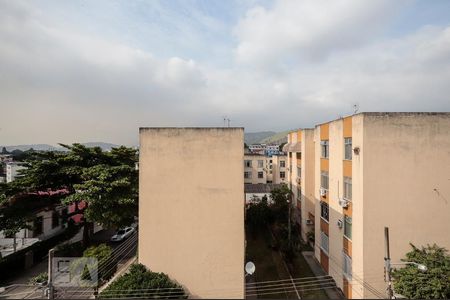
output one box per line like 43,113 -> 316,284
392,244 -> 450,299
99,263 -> 187,299
82,244 -> 116,281
29,272 -> 48,285
246,195 -> 273,235
270,184 -> 292,224
55,241 -> 85,257
1,144 -> 138,241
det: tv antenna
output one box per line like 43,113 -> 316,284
353,104 -> 359,114
222,116 -> 231,127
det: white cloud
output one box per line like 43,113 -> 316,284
233,0 -> 405,66
0,0 -> 450,145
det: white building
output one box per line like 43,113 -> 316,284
6,162 -> 26,183
0,205 -> 67,257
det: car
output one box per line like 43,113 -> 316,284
110,227 -> 135,242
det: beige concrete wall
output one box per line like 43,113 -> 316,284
361,113 -> 450,298
327,119 -> 345,291
301,129 -> 316,241
244,154 -> 267,184
314,126 -> 322,261
351,114 -> 365,298
272,155 -> 288,184
139,128 -> 245,299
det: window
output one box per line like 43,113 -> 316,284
321,140 -> 329,158
244,160 -> 252,168
320,201 -> 329,221
320,231 -> 329,253
258,171 -> 264,179
321,171 -> 329,190
52,211 -> 59,229
344,215 -> 352,240
280,171 -> 285,179
33,216 -> 43,237
257,160 -> 264,168
344,177 -> 352,200
344,138 -> 352,160
244,171 -> 252,179
297,187 -> 301,200
296,152 -> 301,159
280,161 -> 286,168
343,252 -> 352,279
297,167 -> 301,178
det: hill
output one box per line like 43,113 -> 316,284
1,142 -> 120,152
244,131 -> 290,145
244,131 -> 276,144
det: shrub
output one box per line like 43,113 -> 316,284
29,272 -> 48,285
55,241 -> 85,257
99,263 -> 187,299
82,244 -> 116,281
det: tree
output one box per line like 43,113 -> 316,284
392,244 -> 450,299
99,263 -> 187,299
1,144 -> 138,245
245,195 -> 273,235
270,184 -> 292,223
1,147 -> 8,154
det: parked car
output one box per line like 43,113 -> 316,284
110,227 -> 135,242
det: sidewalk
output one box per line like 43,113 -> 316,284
302,251 -> 344,299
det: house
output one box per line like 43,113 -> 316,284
6,161 -> 27,183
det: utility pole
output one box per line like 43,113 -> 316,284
48,248 -> 55,300
384,227 -> 393,299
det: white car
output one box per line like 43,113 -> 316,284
110,227 -> 135,242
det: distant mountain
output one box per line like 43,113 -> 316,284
1,142 -> 120,152
259,130 -> 289,144
244,131 -> 289,145
244,131 -> 276,145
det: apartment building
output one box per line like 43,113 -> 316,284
244,153 -> 287,185
139,128 -> 245,299
271,154 -> 288,185
284,129 -> 316,241
312,113 -> 450,299
6,161 -> 26,183
244,154 -> 267,184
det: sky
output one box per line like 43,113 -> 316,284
1,0 -> 450,146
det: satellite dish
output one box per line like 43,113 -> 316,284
245,261 -> 256,275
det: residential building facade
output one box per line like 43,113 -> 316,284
139,128 -> 245,299
312,113 -> 450,299
244,154 -> 268,184
6,162 -> 26,183
285,129 -> 316,241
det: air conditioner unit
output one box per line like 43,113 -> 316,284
320,188 -> 327,197
339,199 -> 349,208
337,219 -> 343,229
306,219 -> 314,226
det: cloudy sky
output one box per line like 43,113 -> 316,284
1,0 -> 450,146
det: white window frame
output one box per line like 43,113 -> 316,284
280,161 -> 286,168
344,215 -> 352,240
257,171 -> 264,179
321,140 -> 329,158
320,231 -> 329,254
320,201 -> 329,222
280,171 -> 285,179
343,252 -> 352,279
343,177 -> 352,200
257,160 -> 264,168
321,171 -> 329,190
244,171 -> 252,179
244,160 -> 252,168
344,137 -> 352,160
